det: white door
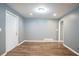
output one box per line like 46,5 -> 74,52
6,10 -> 18,52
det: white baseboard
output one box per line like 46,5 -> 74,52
1,40 -> 25,56
24,40 -> 63,42
63,44 -> 79,56
58,40 -> 64,42
1,52 -> 7,56
17,40 -> 25,46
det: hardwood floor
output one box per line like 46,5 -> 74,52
6,42 -> 77,56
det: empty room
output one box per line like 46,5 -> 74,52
0,3 -> 79,56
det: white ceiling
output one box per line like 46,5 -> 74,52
7,3 -> 79,19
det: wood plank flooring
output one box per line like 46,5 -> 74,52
6,42 -> 77,56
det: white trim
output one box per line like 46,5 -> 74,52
58,21 -> 60,42
59,40 -> 64,42
6,10 -> 18,17
16,40 -> 25,46
58,19 -> 64,42
1,52 -> 7,56
24,40 -> 63,42
1,40 -> 25,56
63,44 -> 79,56
59,19 -> 64,22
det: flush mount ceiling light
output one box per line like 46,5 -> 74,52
35,7 -> 48,13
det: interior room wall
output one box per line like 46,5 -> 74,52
24,18 -> 59,41
19,17 -> 25,42
60,7 -> 79,53
0,4 -> 6,55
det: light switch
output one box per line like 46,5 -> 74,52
0,28 -> 2,32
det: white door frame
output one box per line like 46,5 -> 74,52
6,10 -> 19,52
58,19 -> 64,42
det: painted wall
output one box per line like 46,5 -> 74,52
61,7 -> 79,53
19,17 -> 25,42
24,18 -> 59,40
0,4 -> 6,55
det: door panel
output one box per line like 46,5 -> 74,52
6,11 -> 18,52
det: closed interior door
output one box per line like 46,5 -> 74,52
6,10 -> 18,52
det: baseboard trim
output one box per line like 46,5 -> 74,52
63,44 -> 79,56
1,52 -> 7,56
1,40 -> 25,56
17,40 -> 25,46
24,40 -> 64,42
58,40 -> 64,42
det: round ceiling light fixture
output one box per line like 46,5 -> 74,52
35,7 -> 48,13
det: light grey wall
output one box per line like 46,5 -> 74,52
61,7 -> 79,53
24,19 -> 59,40
19,17 -> 24,42
0,4 -> 6,55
